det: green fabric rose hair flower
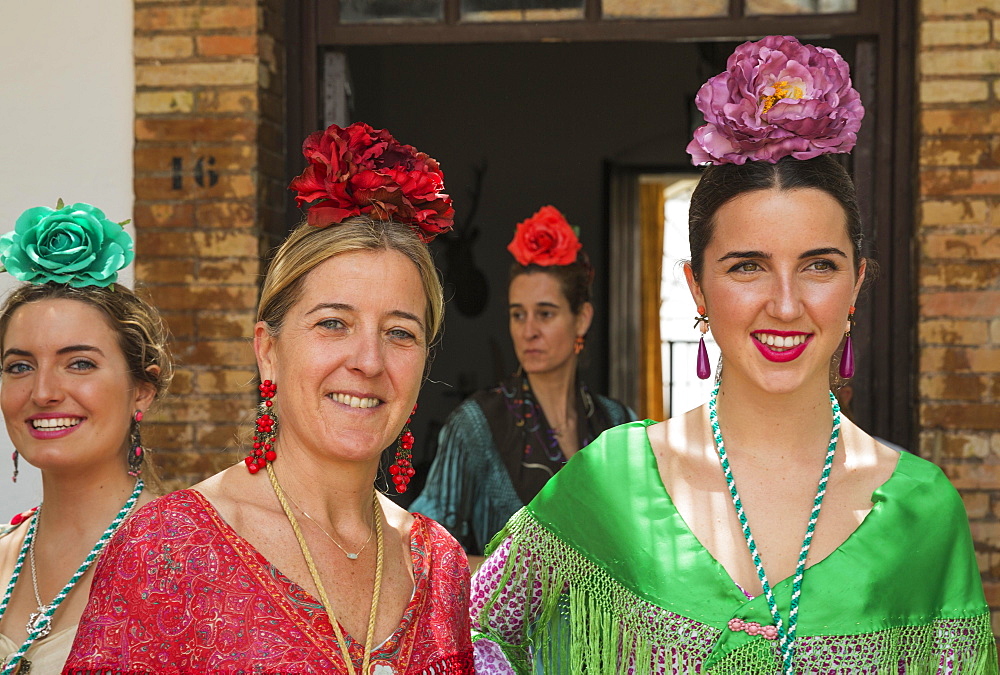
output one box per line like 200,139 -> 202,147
0,200 -> 134,288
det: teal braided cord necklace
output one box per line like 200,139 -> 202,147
709,385 -> 840,675
0,479 -> 144,675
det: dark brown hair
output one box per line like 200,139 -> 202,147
508,256 -> 593,315
688,154 -> 864,280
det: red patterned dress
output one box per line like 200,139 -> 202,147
62,490 -> 474,674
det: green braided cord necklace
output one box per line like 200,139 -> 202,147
709,385 -> 840,675
0,479 -> 143,675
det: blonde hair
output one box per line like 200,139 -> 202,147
258,218 -> 445,346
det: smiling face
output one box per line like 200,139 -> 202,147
509,271 -> 593,376
685,187 -> 865,395
0,298 -> 153,474
254,249 -> 428,464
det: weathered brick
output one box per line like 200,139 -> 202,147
921,291 -> 1000,318
148,285 -> 259,312
198,261 -> 260,285
196,424 -> 249,450
920,318 -> 991,345
196,369 -> 258,394
991,318 -> 1000,344
168,368 -> 196,396
133,202 -> 195,229
157,312 -> 196,340
920,79 -> 990,104
197,311 -> 255,338
921,19 -> 991,46
920,137 -> 993,166
134,173 -> 255,202
135,6 -> 256,32
141,422 -> 195,451
922,109 -> 1000,136
963,491 -> 992,519
920,261 -> 1000,289
922,0 -> 999,15
156,449 -> 239,478
136,117 -> 256,143
943,462 -> 1000,491
195,201 -> 256,229
157,395 -> 253,423
135,36 -> 195,60
921,169 -> 1000,195
197,230 -> 260,257
971,522 -> 1000,552
135,258 -> 196,285
137,62 -> 258,88
922,232 -> 1000,261
921,430 -> 993,459
921,49 -> 1000,77
920,199 -> 990,226
197,35 -> 258,57
195,88 -> 258,114
921,346 -> 1000,372
922,403 -> 1000,430
135,144 -> 256,174
921,373 -> 991,401
135,90 -> 195,115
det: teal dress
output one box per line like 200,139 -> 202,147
411,374 -> 634,554
471,421 -> 997,673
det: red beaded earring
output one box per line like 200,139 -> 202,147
245,379 -> 277,474
390,404 -> 417,494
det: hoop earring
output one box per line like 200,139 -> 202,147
839,305 -> 855,379
245,379 -> 277,474
11,450 -> 19,483
574,335 -> 585,355
695,305 -> 711,380
390,404 -> 417,494
128,411 -> 146,477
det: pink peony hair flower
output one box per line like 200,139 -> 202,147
687,35 -> 864,166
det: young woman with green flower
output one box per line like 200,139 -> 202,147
0,201 -> 173,675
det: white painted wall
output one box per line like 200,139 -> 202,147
0,0 -> 135,515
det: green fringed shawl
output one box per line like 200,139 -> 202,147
473,421 -> 998,674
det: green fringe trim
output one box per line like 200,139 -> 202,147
475,508 -> 999,674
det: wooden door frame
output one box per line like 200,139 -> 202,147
287,0 -> 917,448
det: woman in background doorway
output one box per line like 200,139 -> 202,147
411,206 -> 634,555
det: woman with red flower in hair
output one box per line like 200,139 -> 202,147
64,124 -> 473,674
411,205 -> 634,557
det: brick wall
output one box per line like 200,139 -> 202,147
917,0 -> 1000,636
133,0 -> 285,490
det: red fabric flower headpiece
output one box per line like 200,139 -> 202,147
288,122 -> 454,242
507,206 -> 582,267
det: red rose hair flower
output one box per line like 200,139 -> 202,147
507,206 -> 582,267
288,122 -> 454,242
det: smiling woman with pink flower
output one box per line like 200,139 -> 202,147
470,37 -> 995,674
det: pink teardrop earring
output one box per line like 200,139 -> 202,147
695,305 -> 711,380
839,305 -> 856,379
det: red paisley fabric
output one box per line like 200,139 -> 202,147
63,490 -> 473,674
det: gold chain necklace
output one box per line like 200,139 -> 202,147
267,465 -> 383,674
281,488 -> 374,560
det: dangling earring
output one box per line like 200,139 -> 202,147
128,411 -> 146,477
574,335 -> 586,355
11,450 -> 19,483
391,404 -> 417,494
695,305 -> 711,380
245,379 -> 277,474
839,305 -> 855,379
